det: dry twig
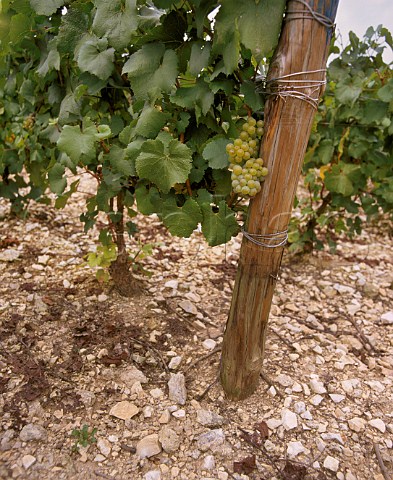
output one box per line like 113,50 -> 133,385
374,443 -> 391,480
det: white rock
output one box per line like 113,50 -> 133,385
172,409 -> 186,419
94,454 -> 106,462
310,395 -> 324,406
22,454 -> 36,469
97,294 -> 108,302
196,409 -> 226,427
316,438 -> 326,452
323,455 -> 339,472
168,356 -> 182,370
196,429 -> 225,452
281,409 -> 298,430
202,455 -> 216,470
158,410 -> 171,424
310,379 -> 327,394
287,441 -> 305,457
294,401 -> 306,414
202,339 -> 217,350
119,366 -> 148,387
158,426 -> 180,453
168,373 -> 187,405
144,406 -> 154,418
136,434 -> 162,459
150,388 -> 164,399
38,255 -> 50,265
380,311 -> 393,324
276,374 -> 293,387
345,472 -> 357,480
0,249 -> 20,262
109,401 -> 139,420
266,418 -> 282,430
348,417 -> 366,433
321,433 -> 344,445
144,470 -> 161,480
164,280 -> 178,289
63,279 -> 71,288
268,386 -> 277,397
19,424 -> 47,442
179,300 -> 198,315
368,419 -> 386,433
97,438 -> 111,457
329,394 -> 346,403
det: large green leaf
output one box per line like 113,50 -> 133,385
107,145 -> 134,176
237,0 -> 286,62
30,0 -> 64,15
202,137 -> 230,169
324,163 -> 362,196
92,0 -> 138,50
57,4 -> 90,54
135,105 -> 168,138
201,201 -> 239,246
37,39 -> 60,77
171,79 -> 214,122
48,163 -> 66,195
162,197 -> 202,237
76,35 -> 115,81
335,76 -> 363,105
122,43 -> 178,100
9,13 -> 31,43
377,78 -> 393,103
135,137 -> 192,193
189,41 -> 211,76
240,81 -> 263,112
135,184 -> 162,215
57,125 -> 97,165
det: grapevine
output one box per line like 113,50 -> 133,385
226,118 -> 268,198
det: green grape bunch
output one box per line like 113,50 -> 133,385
226,117 -> 268,198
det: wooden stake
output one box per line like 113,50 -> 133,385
220,0 -> 339,400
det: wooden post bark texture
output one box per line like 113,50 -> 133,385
220,0 -> 339,400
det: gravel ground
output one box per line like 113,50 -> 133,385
0,177 -> 392,480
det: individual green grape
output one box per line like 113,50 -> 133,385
245,159 -> 254,168
257,120 -> 264,128
241,185 -> 250,195
256,127 -> 264,136
247,125 -> 256,136
240,131 -> 249,141
248,139 -> 257,148
249,188 -> 257,196
239,178 -> 247,187
260,167 -> 268,177
247,117 -> 257,126
226,143 -> 234,152
234,138 -> 242,146
255,158 -> 264,166
232,165 -> 242,175
243,151 -> 251,160
249,168 -> 257,176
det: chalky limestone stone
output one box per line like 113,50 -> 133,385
136,434 -> 162,459
168,373 -> 187,405
109,401 -> 139,420
19,424 -> 47,442
158,426 -> 180,453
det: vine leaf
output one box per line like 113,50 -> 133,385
135,105 -> 168,138
324,163 -> 362,196
57,125 -> 97,165
92,0 -> 138,50
202,137 -> 230,169
76,36 -> 115,81
37,39 -> 60,77
189,41 -> 212,76
122,43 -> 178,100
48,164 -> 66,195
107,145 -> 134,177
162,198 -> 202,237
171,79 -> 214,122
30,0 -> 64,15
201,201 -> 239,246
136,137 -> 192,193
237,0 -> 286,62
57,4 -> 90,54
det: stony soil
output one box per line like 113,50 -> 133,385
0,179 -> 392,480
